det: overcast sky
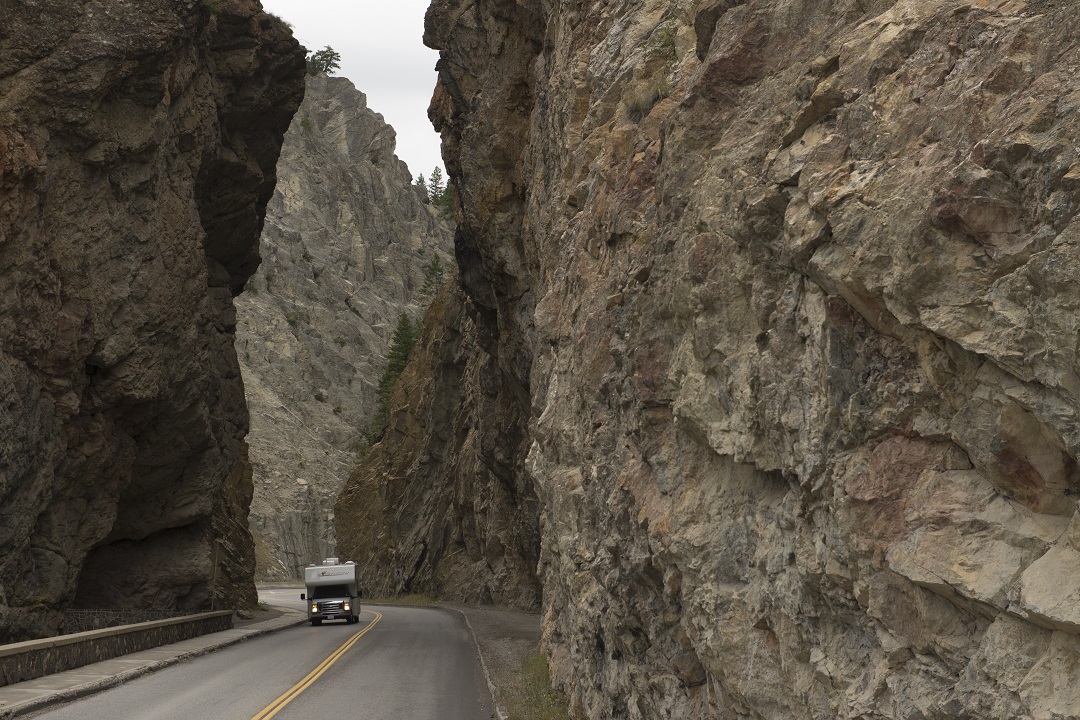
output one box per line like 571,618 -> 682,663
262,0 -> 444,180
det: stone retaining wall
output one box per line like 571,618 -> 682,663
62,610 -> 198,634
0,611 -> 233,687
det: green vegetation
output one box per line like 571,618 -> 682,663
201,0 -> 221,15
504,654 -> 569,720
380,314 -> 420,401
314,390 -> 327,402
426,167 -> 445,201
307,46 -> 341,76
420,255 -> 447,299
417,167 -> 454,220
363,313 -> 420,444
645,19 -> 678,61
300,115 -> 313,135
628,18 -> 680,122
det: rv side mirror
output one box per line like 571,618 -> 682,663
300,593 -> 306,600
358,588 -> 363,598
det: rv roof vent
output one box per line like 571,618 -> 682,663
346,561 -> 355,565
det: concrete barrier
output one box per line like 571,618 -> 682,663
0,611 -> 234,687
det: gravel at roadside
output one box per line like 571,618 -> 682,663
444,604 -> 542,720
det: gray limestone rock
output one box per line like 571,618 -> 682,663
236,74 -> 454,580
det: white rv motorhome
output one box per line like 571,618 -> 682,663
300,558 -> 361,625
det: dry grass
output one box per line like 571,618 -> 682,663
503,653 -> 569,720
626,76 -> 671,122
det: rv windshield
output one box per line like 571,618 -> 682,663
311,584 -> 350,599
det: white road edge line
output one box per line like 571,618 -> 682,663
441,607 -> 509,720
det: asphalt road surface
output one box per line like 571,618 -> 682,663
259,587 -> 312,613
30,597 -> 492,720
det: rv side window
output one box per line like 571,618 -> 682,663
311,584 -> 350,599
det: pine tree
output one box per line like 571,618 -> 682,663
435,180 -> 454,219
306,46 -> 341,76
420,256 -> 445,298
427,167 -> 445,204
379,313 -> 418,402
365,313 -> 420,443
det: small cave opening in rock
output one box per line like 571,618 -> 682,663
72,521 -> 214,612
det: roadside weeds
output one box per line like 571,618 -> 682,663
503,653 -> 569,720
440,603 -> 568,720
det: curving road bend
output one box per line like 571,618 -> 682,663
29,597 -> 492,720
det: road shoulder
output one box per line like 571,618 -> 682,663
442,604 -> 542,720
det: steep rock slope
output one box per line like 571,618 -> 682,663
335,282 -> 542,607
236,74 -> 453,580
0,0 -> 304,641
406,0 -> 1080,717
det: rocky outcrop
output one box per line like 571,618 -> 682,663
0,0 -> 305,641
405,0 -> 1080,717
235,74 -> 453,580
334,0 -> 548,611
334,282 -> 542,607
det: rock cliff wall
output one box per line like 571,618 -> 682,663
408,0 -> 1080,717
334,282 -> 542,607
0,0 -> 304,641
235,75 -> 454,580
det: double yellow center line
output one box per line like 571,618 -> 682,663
251,611 -> 383,720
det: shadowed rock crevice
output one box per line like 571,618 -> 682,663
333,0 -> 547,609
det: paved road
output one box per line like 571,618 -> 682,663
259,587 -> 310,614
29,598 -> 491,720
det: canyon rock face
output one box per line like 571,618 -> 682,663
236,74 -> 453,580
409,0 -> 1080,717
0,0 -> 304,641
335,282 -> 543,607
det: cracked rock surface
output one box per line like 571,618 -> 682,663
352,0 -> 1080,716
236,74 -> 453,580
0,0 -> 304,640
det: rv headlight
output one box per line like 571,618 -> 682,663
343,603 -> 350,611
311,604 -> 318,613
